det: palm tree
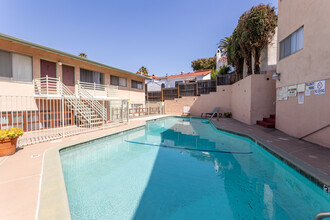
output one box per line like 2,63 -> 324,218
139,66 -> 149,75
217,37 -> 230,56
79,53 -> 87,58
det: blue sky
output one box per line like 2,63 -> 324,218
1,0 -> 277,76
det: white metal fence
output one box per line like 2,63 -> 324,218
0,96 -> 164,147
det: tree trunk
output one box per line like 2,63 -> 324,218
254,48 -> 261,74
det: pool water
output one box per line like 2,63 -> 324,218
61,117 -> 330,220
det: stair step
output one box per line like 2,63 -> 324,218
270,114 -> 276,119
263,118 -> 275,124
257,121 -> 275,128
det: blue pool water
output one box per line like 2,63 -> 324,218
61,117 -> 330,220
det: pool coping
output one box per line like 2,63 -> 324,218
38,116 -> 330,219
38,119 -> 161,220
209,119 -> 330,189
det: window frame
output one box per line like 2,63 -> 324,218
80,68 -> 105,84
110,75 -> 127,87
131,80 -> 143,90
279,26 -> 304,60
0,50 -> 33,83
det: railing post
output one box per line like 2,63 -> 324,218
46,75 -> 48,96
178,86 -> 180,98
147,101 -> 149,115
196,82 -> 198,96
61,97 -> 65,138
102,99 -> 105,129
58,77 -> 61,95
126,101 -> 129,122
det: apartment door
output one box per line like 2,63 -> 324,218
40,60 -> 56,78
62,65 -> 75,92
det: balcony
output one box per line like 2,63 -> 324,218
33,76 -> 119,100
78,81 -> 118,100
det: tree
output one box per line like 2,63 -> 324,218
246,4 -> 277,74
217,37 -> 231,56
191,57 -> 216,71
218,4 -> 277,77
227,28 -> 244,78
211,65 -> 230,79
138,66 -> 149,75
79,53 -> 87,58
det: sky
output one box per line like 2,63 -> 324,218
1,0 -> 277,76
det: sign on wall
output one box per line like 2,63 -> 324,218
288,85 -> 297,97
305,82 -> 314,96
297,84 -> 305,92
298,92 -> 304,104
314,80 -> 326,95
277,86 -> 288,101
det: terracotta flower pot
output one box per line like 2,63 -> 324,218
0,137 -> 18,156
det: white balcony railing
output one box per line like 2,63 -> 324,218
78,81 -> 118,98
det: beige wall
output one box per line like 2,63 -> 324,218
276,0 -> 330,148
0,38 -> 145,104
165,73 -> 276,125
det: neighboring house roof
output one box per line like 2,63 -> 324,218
152,69 -> 211,80
0,32 -> 150,80
218,56 -> 227,62
184,77 -> 196,81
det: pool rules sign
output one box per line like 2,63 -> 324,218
314,80 -> 326,95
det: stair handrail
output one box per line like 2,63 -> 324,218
314,212 -> 330,220
300,124 -> 330,140
77,81 -> 107,121
60,81 -> 92,124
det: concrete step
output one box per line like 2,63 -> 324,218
257,120 -> 275,128
263,118 -> 275,124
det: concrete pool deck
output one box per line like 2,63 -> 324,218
0,115 -> 167,220
0,115 -> 329,219
211,118 -> 330,187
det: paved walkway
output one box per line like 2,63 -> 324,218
211,118 -> 330,185
0,116 -> 165,220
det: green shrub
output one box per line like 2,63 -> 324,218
224,112 -> 232,118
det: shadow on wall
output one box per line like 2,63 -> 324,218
165,72 -> 276,125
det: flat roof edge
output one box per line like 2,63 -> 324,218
0,33 -> 150,80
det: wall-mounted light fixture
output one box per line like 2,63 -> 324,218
58,62 -> 62,66
272,72 -> 280,81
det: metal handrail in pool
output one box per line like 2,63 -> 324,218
315,212 -> 330,220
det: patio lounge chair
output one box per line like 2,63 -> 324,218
201,107 -> 222,118
182,106 -> 191,116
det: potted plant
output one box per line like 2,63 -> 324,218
0,127 -> 23,156
224,112 -> 232,118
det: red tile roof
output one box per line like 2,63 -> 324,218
218,56 -> 227,62
150,69 -> 211,80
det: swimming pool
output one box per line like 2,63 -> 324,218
61,117 -> 330,219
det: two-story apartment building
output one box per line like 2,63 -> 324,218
0,33 -> 148,104
276,0 -> 330,148
0,33 -> 149,145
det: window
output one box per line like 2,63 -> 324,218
0,50 -> 32,82
80,68 -> 104,84
110,75 -> 127,87
279,26 -> 304,60
131,80 -> 143,90
12,53 -> 33,82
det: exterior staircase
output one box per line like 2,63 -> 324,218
257,114 -> 275,128
33,76 -> 105,128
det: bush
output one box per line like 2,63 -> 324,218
0,128 -> 24,140
224,112 -> 232,118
